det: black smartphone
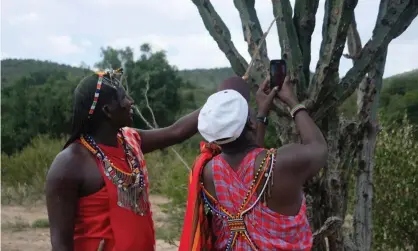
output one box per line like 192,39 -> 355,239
270,59 -> 286,90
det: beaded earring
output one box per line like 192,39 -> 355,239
87,68 -> 125,119
87,74 -> 104,119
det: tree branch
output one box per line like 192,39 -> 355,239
293,0 -> 320,85
191,0 -> 248,77
271,0 -> 307,99
352,1 -> 391,249
313,216 -> 344,244
127,76 -> 191,172
345,12 -> 362,62
313,0 -> 418,121
235,12 -> 290,135
234,0 -> 270,78
242,16 -> 279,83
308,0 -> 358,110
143,75 -> 158,128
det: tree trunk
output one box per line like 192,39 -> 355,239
190,0 -> 418,250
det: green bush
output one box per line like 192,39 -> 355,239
1,135 -> 66,204
373,116 -> 418,250
145,143 -> 199,241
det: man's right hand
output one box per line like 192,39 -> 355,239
277,76 -> 299,108
255,77 -> 278,116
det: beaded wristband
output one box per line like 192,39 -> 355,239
290,104 -> 307,118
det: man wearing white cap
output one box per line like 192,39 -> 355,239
193,76 -> 327,250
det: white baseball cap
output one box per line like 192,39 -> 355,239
198,89 -> 249,144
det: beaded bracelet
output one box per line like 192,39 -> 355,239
290,104 -> 307,118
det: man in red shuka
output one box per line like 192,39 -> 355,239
45,69 -> 200,251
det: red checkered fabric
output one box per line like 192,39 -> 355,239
120,127 -> 150,202
210,148 -> 313,251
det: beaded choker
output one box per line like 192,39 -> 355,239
80,130 -> 148,215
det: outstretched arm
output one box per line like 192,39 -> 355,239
138,109 -> 200,154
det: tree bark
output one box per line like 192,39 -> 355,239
271,0 -> 307,98
293,0 -> 319,86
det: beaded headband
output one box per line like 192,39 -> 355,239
87,68 -> 124,119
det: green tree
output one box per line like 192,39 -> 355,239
373,116 -> 418,250
1,71 -> 78,154
1,46 -> 197,154
190,0 -> 417,250
94,45 -> 196,128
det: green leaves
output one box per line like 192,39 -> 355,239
1,45 -> 197,154
373,115 -> 418,250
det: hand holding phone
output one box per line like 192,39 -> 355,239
270,59 -> 287,90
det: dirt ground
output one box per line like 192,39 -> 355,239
1,195 -> 178,251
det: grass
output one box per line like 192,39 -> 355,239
1,217 -> 50,233
1,135 -> 66,205
1,217 -> 30,232
31,218 -> 50,228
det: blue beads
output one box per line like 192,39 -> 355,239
82,134 -> 145,190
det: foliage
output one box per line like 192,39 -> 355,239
146,145 -> 198,241
373,116 -> 418,250
1,135 -> 66,204
1,46 -> 196,154
380,70 -> 418,128
1,72 -> 78,154
338,69 -> 418,127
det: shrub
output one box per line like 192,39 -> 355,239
373,116 -> 418,250
1,135 -> 66,204
146,143 -> 199,241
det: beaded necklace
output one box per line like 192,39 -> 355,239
80,129 -> 148,215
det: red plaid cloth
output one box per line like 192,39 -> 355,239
210,148 -> 313,251
120,127 -> 150,198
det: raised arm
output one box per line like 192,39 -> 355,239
138,109 -> 200,154
275,77 -> 328,185
46,150 -> 80,251
254,78 -> 278,147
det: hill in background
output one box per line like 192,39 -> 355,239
1,59 -> 91,86
2,58 -> 417,89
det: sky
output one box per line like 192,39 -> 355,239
1,0 -> 417,77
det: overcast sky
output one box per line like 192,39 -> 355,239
1,0 -> 417,77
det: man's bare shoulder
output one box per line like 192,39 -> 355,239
47,143 -> 93,180
202,159 -> 214,180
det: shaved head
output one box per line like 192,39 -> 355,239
217,76 -> 250,101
